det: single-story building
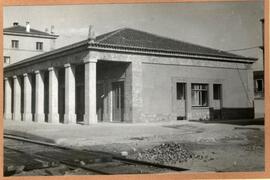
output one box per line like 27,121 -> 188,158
3,28 -> 256,124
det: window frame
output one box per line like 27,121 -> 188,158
4,56 -> 11,64
213,84 -> 222,100
255,79 -> 264,93
191,83 -> 208,107
36,42 -> 43,51
11,40 -> 19,49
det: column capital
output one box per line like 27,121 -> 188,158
48,67 -> 57,71
13,75 -> 17,79
34,70 -> 41,74
4,77 -> 9,81
84,58 -> 97,64
64,63 -> 72,68
23,73 -> 29,77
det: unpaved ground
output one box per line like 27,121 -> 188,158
80,126 -> 264,172
4,120 -> 265,173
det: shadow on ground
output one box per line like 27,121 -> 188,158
190,118 -> 264,126
4,130 -> 55,143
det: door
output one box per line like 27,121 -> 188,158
97,83 -> 104,122
112,81 -> 124,122
213,84 -> 222,119
175,82 -> 186,120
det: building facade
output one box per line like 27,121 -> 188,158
3,28 -> 256,124
3,22 -> 58,66
253,18 -> 265,118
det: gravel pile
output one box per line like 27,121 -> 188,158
135,142 -> 193,164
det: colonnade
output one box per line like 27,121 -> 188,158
4,60 -> 98,125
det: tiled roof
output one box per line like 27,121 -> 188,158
5,27 -> 256,69
4,25 -> 58,38
94,28 -> 254,60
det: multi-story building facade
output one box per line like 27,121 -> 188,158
253,18 -> 264,118
3,22 -> 58,66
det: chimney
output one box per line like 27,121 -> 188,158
26,22 -> 30,32
51,25 -> 55,34
13,22 -> 19,26
88,25 -> 96,43
45,28 -> 49,33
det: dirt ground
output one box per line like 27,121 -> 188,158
4,119 -> 265,173
84,126 -> 264,172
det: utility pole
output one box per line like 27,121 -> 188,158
260,18 -> 264,70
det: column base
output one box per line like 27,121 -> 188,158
186,113 -> 192,120
48,113 -> 59,124
34,113 -> 45,123
23,113 -> 33,122
4,113 -> 12,120
83,114 -> 98,125
64,114 -> 77,124
13,113 -> 21,121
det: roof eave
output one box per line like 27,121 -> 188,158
88,42 -> 257,63
4,31 -> 59,39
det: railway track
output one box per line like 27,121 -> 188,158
4,134 -> 188,176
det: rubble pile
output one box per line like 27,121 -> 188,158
135,142 -> 193,164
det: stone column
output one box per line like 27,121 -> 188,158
13,75 -> 21,121
186,82 -> 192,120
34,70 -> 45,122
48,67 -> 59,123
84,59 -> 97,124
23,73 -> 32,122
64,64 -> 76,124
4,77 -> 12,120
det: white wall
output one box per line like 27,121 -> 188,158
4,34 -> 54,65
142,63 -> 254,116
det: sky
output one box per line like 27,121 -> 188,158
3,1 -> 264,64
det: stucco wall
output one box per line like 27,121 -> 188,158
142,62 -> 253,121
4,35 -> 55,65
254,99 -> 264,118
4,50 -> 255,123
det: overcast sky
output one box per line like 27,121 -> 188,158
4,1 -> 264,61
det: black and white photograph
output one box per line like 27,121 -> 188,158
3,0 -> 265,176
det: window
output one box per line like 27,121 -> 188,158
36,42 -> 43,51
11,40 -> 19,49
255,79 -> 264,93
4,56 -> 10,64
213,84 -> 222,100
176,83 -> 186,100
192,84 -> 208,107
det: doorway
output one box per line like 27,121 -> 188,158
112,81 -> 124,122
97,83 -> 104,122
